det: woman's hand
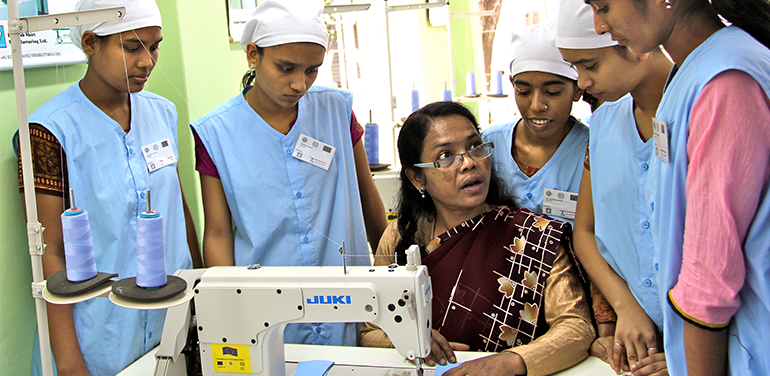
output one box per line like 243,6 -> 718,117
443,352 -> 526,376
590,322 -> 616,364
632,352 -> 668,376
422,329 -> 470,366
612,305 -> 660,373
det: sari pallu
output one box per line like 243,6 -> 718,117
423,206 -> 572,352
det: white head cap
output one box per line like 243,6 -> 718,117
240,0 -> 329,53
556,0 -> 617,49
70,0 -> 162,52
510,21 -> 578,80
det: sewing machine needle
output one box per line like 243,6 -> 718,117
415,357 -> 424,376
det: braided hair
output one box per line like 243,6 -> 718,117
241,46 -> 264,89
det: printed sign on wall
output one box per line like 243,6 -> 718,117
1,0 -> 88,70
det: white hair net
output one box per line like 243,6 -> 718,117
70,0 -> 162,51
240,0 -> 328,52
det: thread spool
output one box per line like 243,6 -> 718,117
465,69 -> 476,96
47,188 -> 119,299
61,201 -> 96,282
490,71 -> 504,95
364,110 -> 379,165
441,81 -> 452,102
135,191 -> 166,288
411,83 -> 420,113
110,189 -> 188,304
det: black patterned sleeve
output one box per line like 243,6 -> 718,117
15,124 -> 67,197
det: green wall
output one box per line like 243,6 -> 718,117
0,1 -> 233,373
0,63 -> 89,375
0,1 -> 476,374
448,0 -> 481,117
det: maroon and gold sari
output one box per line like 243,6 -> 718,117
422,206 -> 581,352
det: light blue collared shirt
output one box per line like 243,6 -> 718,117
482,116 -> 588,225
589,94 -> 662,329
649,26 -> 770,375
30,83 -> 192,376
192,86 -> 369,347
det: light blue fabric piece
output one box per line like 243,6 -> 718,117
482,116 -> 588,225
648,26 -> 770,375
588,94 -> 662,329
29,83 -> 192,376
434,361 -> 463,376
192,85 -> 369,347
293,360 -> 335,376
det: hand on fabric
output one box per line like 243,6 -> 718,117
631,352 -> 668,376
423,329 -> 470,366
590,323 -> 616,365
612,305 -> 659,373
442,351 -> 526,376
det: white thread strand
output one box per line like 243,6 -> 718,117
131,30 -> 344,250
119,33 -> 131,95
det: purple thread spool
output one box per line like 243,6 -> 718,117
490,71 -> 503,95
365,110 -> 379,165
441,81 -> 452,101
61,190 -> 97,282
136,190 -> 167,288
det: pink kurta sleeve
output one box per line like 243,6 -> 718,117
351,111 -> 364,146
669,70 -> 770,328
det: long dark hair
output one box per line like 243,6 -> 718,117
711,0 -> 770,49
394,101 -> 513,264
634,0 -> 770,49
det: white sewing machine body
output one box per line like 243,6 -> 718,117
154,263 -> 433,376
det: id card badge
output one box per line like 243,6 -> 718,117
543,188 -> 578,220
292,133 -> 336,171
141,138 -> 176,172
652,118 -> 670,164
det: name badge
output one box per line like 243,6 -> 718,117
141,138 -> 176,172
292,133 -> 336,171
543,188 -> 578,220
652,117 -> 670,164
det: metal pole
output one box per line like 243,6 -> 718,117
7,1 -> 55,374
446,4 -> 454,95
9,6 -> 124,376
384,0 -> 396,123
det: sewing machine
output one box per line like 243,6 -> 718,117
153,249 -> 433,376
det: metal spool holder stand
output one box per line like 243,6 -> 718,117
7,3 -> 125,375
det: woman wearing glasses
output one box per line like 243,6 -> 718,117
482,21 -> 587,226
360,101 -> 594,376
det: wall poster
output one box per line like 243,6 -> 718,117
1,0 -> 87,70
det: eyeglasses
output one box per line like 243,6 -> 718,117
413,142 -> 494,170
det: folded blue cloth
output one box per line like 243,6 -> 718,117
434,361 -> 463,376
293,360 -> 335,376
